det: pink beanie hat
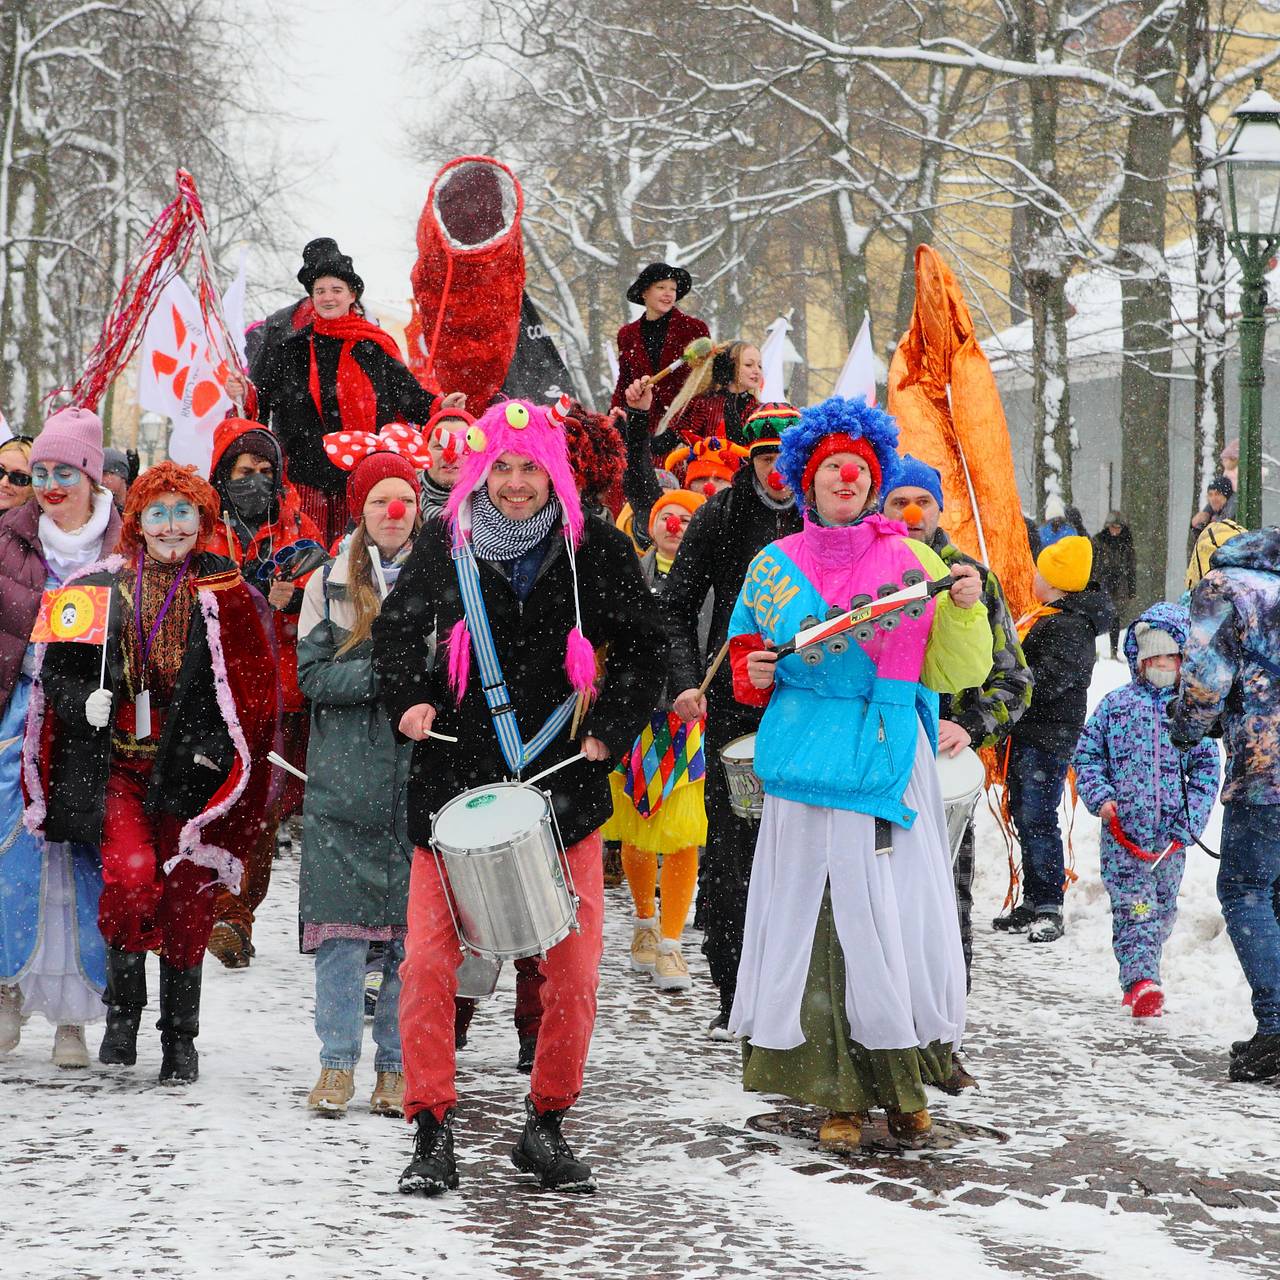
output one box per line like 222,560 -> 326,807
31,407 -> 104,486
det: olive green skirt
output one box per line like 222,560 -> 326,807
742,891 -> 952,1115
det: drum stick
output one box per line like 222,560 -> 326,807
427,729 -> 459,742
697,641 -> 731,697
267,750 -> 308,782
522,752 -> 586,788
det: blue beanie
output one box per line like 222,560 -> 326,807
884,454 -> 944,511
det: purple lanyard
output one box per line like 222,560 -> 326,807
134,555 -> 190,685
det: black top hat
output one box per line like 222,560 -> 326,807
297,237 -> 364,296
627,262 -> 693,306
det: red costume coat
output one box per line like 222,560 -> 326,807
610,307 -> 710,422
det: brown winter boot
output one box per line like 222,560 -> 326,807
887,1107 -> 933,1147
818,1112 -> 864,1152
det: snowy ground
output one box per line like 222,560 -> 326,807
4,654 -> 1280,1279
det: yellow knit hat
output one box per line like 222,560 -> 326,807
1037,535 -> 1093,593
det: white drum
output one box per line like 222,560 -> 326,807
431,782 -> 578,961
936,747 -> 986,865
720,733 -> 763,823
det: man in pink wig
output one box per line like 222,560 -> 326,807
374,398 -> 665,1197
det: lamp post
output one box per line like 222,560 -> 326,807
1219,80 -> 1280,529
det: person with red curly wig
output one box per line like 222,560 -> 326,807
26,461 -> 278,1085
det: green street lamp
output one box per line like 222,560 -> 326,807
1220,80 -> 1280,529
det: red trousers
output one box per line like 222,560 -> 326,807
98,757 -> 216,969
401,832 -> 604,1123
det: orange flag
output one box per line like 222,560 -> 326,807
31,585 -> 112,644
887,245 -> 1035,618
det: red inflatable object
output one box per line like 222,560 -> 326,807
408,156 -> 526,416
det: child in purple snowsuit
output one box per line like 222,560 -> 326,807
1073,602 -> 1219,1017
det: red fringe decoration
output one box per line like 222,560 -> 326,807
58,169 -> 243,412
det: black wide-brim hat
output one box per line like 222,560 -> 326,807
297,236 -> 364,296
627,262 -> 692,306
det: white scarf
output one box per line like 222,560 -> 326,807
38,489 -> 113,582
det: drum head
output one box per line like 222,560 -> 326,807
935,747 -> 986,805
434,783 -> 549,852
721,733 -> 757,762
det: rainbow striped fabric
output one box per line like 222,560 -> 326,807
617,711 -> 706,819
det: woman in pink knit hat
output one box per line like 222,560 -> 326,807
0,406 -> 119,1069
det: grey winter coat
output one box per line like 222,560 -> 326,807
296,548 -> 412,933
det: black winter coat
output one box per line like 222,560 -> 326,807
1011,585 -> 1114,760
37,554 -> 254,844
1091,525 -> 1136,609
250,324 -> 437,495
372,515 -> 667,849
659,465 -> 801,746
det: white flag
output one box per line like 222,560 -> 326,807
833,313 -> 877,406
759,313 -> 798,402
605,341 -> 620,387
220,250 -> 249,368
138,275 -> 240,476
0,408 -> 11,445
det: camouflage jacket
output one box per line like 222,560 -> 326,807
932,530 -> 1033,749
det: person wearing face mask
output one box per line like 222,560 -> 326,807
1073,604 -> 1219,1018
204,418 -> 323,968
26,462 -> 277,1084
0,407 -> 120,1069
295,439 -> 425,1119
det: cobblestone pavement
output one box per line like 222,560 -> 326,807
3,850 -> 1279,1279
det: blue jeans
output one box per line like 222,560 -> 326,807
1007,741 -> 1068,913
1218,803 -> 1280,1035
314,937 -> 404,1071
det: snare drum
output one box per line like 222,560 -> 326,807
935,747 -> 986,865
431,782 -> 578,961
720,733 -> 764,823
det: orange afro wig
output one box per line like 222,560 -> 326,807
118,460 -> 221,556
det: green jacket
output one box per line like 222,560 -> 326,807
933,530 -> 1033,750
296,594 -> 413,932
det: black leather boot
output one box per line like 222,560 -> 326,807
398,1110 -> 459,1196
510,1096 -> 596,1192
157,961 -> 201,1085
99,947 -> 147,1066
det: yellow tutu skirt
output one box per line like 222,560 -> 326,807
603,772 -> 707,852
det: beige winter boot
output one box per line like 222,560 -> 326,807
307,1067 -> 355,1115
52,1024 -> 89,1069
370,1070 -> 405,1118
0,985 -> 22,1054
629,917 -> 660,973
652,940 -> 692,991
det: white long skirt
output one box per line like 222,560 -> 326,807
729,724 -> 966,1052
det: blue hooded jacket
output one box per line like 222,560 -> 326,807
1074,602 -> 1218,849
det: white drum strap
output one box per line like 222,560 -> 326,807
452,538 -> 577,777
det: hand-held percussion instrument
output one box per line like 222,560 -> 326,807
935,746 -> 986,866
720,732 -> 763,823
772,573 -> 953,665
430,782 -> 579,961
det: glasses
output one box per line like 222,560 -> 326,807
31,463 -> 82,489
140,502 -> 200,533
0,465 -> 32,488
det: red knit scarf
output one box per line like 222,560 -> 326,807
308,313 -> 405,435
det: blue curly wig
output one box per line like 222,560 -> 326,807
777,396 -> 901,500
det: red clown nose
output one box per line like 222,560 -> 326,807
664,514 -> 683,536
839,462 -> 859,483
766,471 -> 784,491
386,499 -> 407,520
701,482 -> 716,497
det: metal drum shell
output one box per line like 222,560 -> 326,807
719,733 -> 764,823
431,784 -> 578,961
455,951 -> 502,999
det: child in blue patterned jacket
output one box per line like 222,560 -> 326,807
1073,602 -> 1220,1017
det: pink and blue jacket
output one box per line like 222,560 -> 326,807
728,514 -> 993,825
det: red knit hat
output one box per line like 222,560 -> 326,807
800,432 -> 881,496
347,452 -> 420,519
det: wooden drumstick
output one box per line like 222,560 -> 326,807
696,641 -> 731,697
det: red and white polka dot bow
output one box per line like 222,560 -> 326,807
322,423 -> 433,471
